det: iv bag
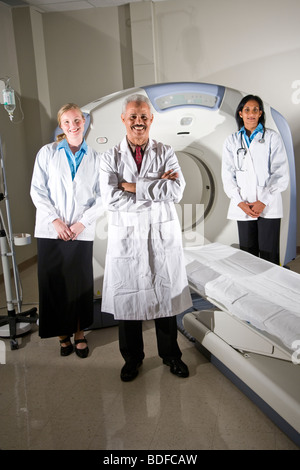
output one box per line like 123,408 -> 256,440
2,86 -> 15,121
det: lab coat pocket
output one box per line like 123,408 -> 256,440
108,257 -> 139,291
160,219 -> 182,250
106,225 -> 138,290
48,221 -> 59,238
151,220 -> 182,255
107,224 -> 134,258
152,220 -> 185,293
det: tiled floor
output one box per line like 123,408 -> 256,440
0,255 -> 299,450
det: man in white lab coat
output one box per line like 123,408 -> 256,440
100,94 -> 192,381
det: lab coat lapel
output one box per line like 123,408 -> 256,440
120,137 -> 139,177
58,148 -> 73,185
73,150 -> 88,181
244,139 -> 257,202
139,139 -> 157,177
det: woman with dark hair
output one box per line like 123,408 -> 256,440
222,94 -> 289,264
31,103 -> 102,357
235,94 -> 265,129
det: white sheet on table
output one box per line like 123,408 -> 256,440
185,260 -> 221,296
205,275 -> 248,304
184,243 -> 300,351
263,310 -> 300,350
248,268 -> 300,313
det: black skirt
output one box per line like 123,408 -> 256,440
37,238 -> 94,338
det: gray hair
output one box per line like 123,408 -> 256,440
122,93 -> 153,114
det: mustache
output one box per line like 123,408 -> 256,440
131,124 -> 146,130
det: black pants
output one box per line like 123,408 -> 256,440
118,316 -> 182,364
237,218 -> 281,265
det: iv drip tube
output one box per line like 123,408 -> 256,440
0,135 -> 22,312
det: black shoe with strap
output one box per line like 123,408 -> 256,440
74,338 -> 89,359
59,337 -> 73,357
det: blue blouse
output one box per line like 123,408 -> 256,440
239,123 -> 264,148
58,138 -> 87,180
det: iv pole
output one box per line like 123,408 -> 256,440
0,135 -> 38,349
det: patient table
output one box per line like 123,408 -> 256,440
182,243 -> 300,446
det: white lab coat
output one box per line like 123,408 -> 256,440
222,128 -> 289,220
30,141 -> 102,240
100,137 -> 192,320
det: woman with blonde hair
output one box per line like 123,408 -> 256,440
31,103 -> 102,357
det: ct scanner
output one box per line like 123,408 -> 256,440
82,83 -> 300,446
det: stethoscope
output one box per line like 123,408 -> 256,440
236,127 -> 265,171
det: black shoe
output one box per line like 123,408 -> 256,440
163,358 -> 189,378
120,361 -> 142,382
74,338 -> 89,359
59,337 -> 73,357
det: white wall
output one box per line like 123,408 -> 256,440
0,0 -> 299,274
42,6 -> 126,116
153,0 -> 300,139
